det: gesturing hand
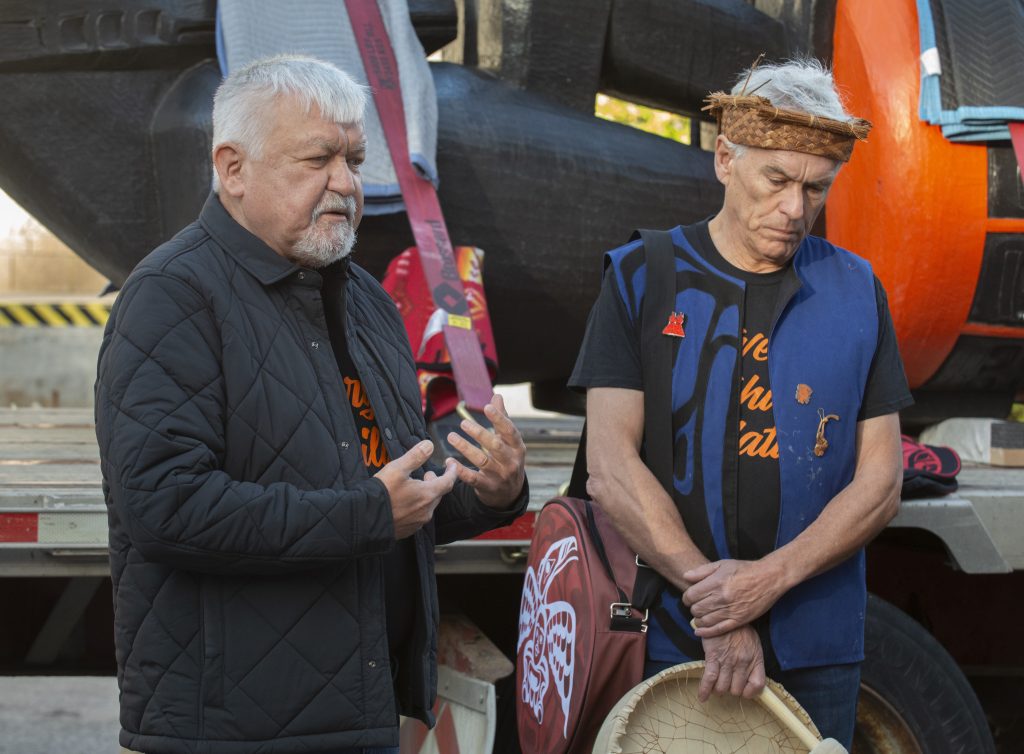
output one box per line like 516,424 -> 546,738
375,440 -> 458,539
446,394 -> 527,509
699,625 -> 766,702
683,559 -> 785,638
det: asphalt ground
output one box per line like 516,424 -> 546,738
0,676 -> 118,754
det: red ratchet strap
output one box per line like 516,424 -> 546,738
1010,123 -> 1024,175
345,0 -> 494,412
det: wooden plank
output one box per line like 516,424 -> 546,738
0,428 -> 98,444
959,464 -> 1024,490
0,463 -> 102,487
0,445 -> 99,461
0,407 -> 94,425
0,409 -> 579,513
0,488 -> 105,507
525,466 -> 571,508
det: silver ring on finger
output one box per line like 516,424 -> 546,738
478,451 -> 491,469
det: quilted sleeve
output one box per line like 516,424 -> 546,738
96,272 -> 395,575
431,476 -> 529,546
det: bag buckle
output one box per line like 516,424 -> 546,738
610,603 -> 649,633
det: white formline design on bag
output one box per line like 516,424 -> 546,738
518,536 -> 579,738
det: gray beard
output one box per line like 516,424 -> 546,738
290,220 -> 356,268
289,192 -> 358,268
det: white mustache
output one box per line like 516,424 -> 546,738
313,194 -> 355,220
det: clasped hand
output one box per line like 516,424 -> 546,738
683,559 -> 785,638
686,560 -> 782,701
699,625 -> 766,701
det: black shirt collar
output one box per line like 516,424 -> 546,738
199,193 -> 300,286
688,218 -> 792,286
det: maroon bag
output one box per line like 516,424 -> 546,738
516,496 -> 646,754
516,230 -> 680,752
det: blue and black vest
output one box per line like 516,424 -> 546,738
606,225 -> 878,670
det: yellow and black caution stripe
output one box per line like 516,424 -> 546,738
0,302 -> 111,327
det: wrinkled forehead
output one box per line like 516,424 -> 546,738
747,144 -> 840,181
265,94 -> 366,150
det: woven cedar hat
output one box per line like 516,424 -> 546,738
702,85 -> 872,162
593,661 -> 830,754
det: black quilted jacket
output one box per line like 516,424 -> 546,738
95,195 -> 527,753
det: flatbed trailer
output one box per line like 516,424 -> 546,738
0,408 -> 583,576
2,407 -> 1024,752
4,407 -> 1022,576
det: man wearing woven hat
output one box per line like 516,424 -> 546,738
570,59 -> 912,748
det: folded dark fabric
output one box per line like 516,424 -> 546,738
917,0 -> 1024,142
901,434 -> 961,498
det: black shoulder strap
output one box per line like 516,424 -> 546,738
568,228 -> 676,499
569,429 -> 642,632
567,230 -> 679,612
567,422 -> 589,500
637,229 -> 676,494
571,230 -> 709,653
630,228 -> 678,610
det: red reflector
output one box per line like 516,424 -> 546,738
472,512 -> 536,541
0,513 -> 38,543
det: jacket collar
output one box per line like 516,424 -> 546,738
199,193 -> 300,286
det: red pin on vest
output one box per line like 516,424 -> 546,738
662,312 -> 686,338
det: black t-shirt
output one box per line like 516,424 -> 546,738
689,224 -> 789,561
569,220 -> 913,562
323,265 -> 417,663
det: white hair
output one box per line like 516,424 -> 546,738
211,54 -> 367,191
732,58 -> 851,120
725,59 -> 852,162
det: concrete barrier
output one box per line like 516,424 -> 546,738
0,324 -> 105,408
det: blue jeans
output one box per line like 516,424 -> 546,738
772,663 -> 860,748
643,659 -> 860,749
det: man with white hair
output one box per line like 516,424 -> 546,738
570,59 -> 912,747
96,55 -> 527,754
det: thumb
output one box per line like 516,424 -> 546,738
423,461 -> 458,499
436,459 -> 459,491
684,561 -> 719,584
392,440 -> 434,474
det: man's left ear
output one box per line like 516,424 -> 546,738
213,143 -> 246,198
713,134 -> 734,185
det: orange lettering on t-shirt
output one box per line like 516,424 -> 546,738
361,425 -> 390,468
737,331 -> 777,460
346,375 -> 391,469
738,427 -> 762,456
738,423 -> 780,459
343,376 -> 365,407
757,426 -> 779,458
740,373 -> 774,412
741,331 -> 770,362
